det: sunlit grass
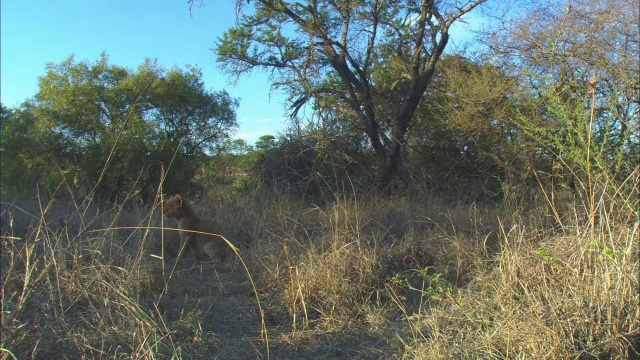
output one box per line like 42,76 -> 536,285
1,169 -> 638,359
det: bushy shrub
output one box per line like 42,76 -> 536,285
253,126 -> 376,201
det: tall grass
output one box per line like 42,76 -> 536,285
386,86 -> 640,358
399,173 -> 638,359
0,194 -> 207,358
1,163 -> 637,358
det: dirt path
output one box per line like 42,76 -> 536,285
155,262 -> 397,359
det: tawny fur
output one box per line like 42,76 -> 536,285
163,194 -> 229,263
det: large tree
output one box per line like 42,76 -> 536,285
1,55 -> 238,201
212,0 -> 487,189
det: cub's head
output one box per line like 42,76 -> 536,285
163,194 -> 187,219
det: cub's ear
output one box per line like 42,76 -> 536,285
175,194 -> 183,206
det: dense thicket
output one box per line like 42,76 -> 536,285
244,0 -> 638,202
1,54 -> 238,202
252,126 -> 376,199
485,0 -> 639,205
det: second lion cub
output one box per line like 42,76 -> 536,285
163,194 -> 229,263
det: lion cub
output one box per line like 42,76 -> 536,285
163,194 -> 229,263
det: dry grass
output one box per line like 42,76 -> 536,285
399,176 -> 639,359
1,197 -> 175,358
0,193 -> 261,359
1,171 -> 638,359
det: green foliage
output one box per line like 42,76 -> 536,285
1,102 -> 73,195
535,248 -> 560,270
149,65 -> 238,157
254,135 -> 276,151
390,268 -> 453,302
200,138 -> 256,192
0,54 -> 238,201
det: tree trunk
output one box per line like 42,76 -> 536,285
380,147 -> 407,192
379,69 -> 438,191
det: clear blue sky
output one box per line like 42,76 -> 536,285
1,0 -> 289,143
2,0 -> 486,144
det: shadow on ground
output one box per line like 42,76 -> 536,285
156,261 -> 400,359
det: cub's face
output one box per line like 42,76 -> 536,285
163,195 -> 185,219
